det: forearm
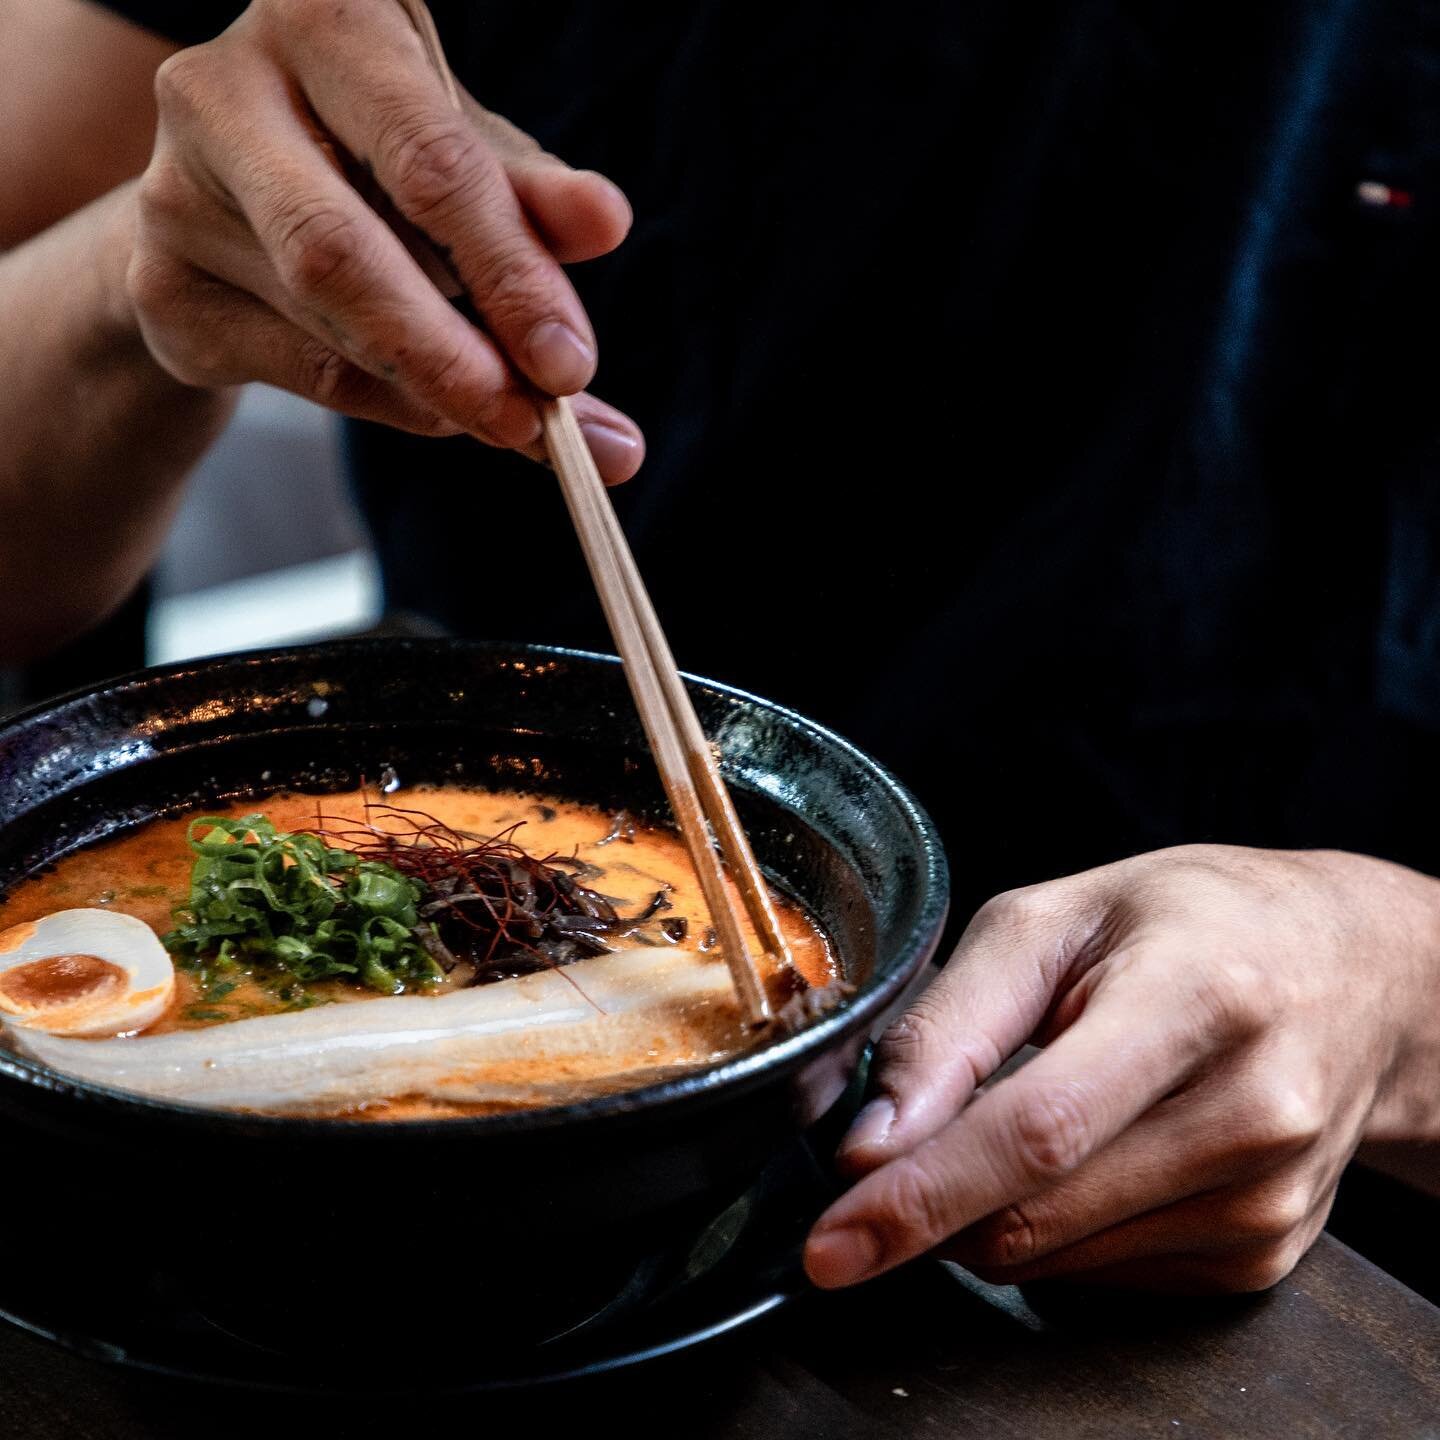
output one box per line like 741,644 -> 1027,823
0,182 -> 235,664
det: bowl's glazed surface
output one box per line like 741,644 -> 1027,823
0,640 -> 948,1356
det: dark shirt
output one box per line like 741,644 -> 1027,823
98,0 -> 1440,913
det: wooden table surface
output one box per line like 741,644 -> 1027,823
2,1232 -> 1435,1438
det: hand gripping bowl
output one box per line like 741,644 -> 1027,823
0,640 -> 947,1370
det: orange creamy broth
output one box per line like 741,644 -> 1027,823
0,788 -> 836,1037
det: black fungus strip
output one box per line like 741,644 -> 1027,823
301,804 -> 707,991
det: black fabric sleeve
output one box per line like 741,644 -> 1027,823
88,0 -> 247,46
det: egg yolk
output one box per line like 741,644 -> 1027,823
0,954 -> 125,1012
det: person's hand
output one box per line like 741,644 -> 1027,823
123,0 -> 643,478
805,845 -> 1440,1294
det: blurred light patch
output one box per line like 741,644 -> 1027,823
147,550 -> 382,664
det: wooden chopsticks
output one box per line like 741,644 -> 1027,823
395,1 -> 787,1024
541,407 -> 783,1024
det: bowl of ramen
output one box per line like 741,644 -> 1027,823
0,639 -> 947,1367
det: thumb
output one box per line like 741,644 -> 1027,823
838,874 -> 1115,1176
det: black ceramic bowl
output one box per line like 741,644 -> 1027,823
0,640 -> 946,1361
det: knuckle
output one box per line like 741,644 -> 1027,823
458,374 -> 539,444
873,992 -> 999,1103
1009,1083 -> 1091,1185
406,342 -> 524,440
152,45 -> 216,119
152,50 -> 198,112
145,343 -> 203,388
138,317 -> 225,389
467,241 -> 556,324
973,1205 -> 1040,1269
877,1161 -> 953,1249
125,254 -> 188,323
413,411 -> 463,438
274,203 -> 370,300
384,115 -> 494,221
877,996 -> 950,1072
1212,1241 -> 1306,1294
294,337 -> 356,409
169,351 -> 223,388
412,339 -> 474,402
135,158 -> 194,230
972,885 -> 1051,940
1215,1186 -> 1319,1244
1267,1188 -> 1315,1240
1191,957 -> 1273,1041
1248,1082 -> 1325,1157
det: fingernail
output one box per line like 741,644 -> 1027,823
804,1226 -> 882,1289
526,320 -> 595,394
840,1097 -> 896,1158
579,420 -> 643,482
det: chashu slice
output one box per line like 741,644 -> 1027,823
8,948 -> 747,1115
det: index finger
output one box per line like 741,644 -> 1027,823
273,0 -> 599,396
805,957 -> 1215,1289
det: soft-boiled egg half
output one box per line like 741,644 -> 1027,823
0,909 -> 174,1037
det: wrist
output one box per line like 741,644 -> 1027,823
78,182 -> 236,419
1353,855 -> 1440,1146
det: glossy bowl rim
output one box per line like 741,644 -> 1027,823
0,638 -> 949,1141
